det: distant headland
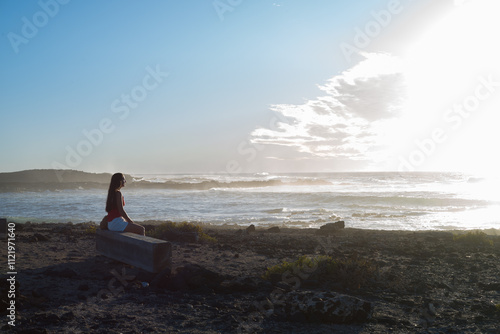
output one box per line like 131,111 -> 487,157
0,169 -> 130,192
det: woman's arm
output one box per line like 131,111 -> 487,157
116,191 -> 134,224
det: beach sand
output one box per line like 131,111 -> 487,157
2,222 -> 500,333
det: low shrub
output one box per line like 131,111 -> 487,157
83,222 -> 97,234
453,231 -> 493,247
263,255 -> 319,280
263,255 -> 377,290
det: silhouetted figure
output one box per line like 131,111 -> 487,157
104,173 -> 145,235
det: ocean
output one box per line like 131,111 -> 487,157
1,172 -> 499,231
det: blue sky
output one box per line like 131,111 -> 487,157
1,0 -> 499,175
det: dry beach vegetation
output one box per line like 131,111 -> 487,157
1,221 -> 500,333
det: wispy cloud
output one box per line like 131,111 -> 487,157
250,53 -> 407,167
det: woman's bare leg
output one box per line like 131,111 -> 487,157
124,223 -> 145,235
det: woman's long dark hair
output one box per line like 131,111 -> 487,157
106,173 -> 124,212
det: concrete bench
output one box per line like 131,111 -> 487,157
96,230 -> 172,273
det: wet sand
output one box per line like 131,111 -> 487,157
1,221 -> 500,333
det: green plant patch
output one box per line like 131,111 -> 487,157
453,231 -> 493,247
83,222 -> 97,234
263,255 -> 377,290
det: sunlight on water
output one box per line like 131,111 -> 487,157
0,172 -> 498,231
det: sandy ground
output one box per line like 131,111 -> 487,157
1,221 -> 500,333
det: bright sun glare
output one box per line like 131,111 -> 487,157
399,0 -> 500,176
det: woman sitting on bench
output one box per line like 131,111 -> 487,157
105,173 -> 145,235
